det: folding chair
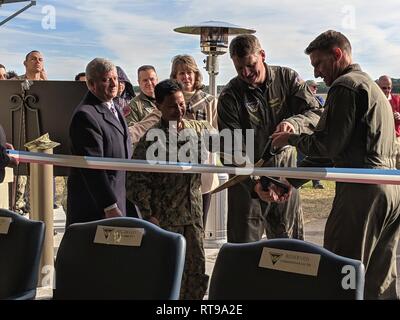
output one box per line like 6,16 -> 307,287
209,238 -> 365,299
53,217 -> 186,299
0,209 -> 45,300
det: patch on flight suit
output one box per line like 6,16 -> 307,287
245,101 -> 259,113
268,98 -> 281,108
245,101 -> 262,125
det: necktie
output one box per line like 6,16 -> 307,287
109,102 -> 119,120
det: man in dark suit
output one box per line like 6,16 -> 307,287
66,58 -> 133,226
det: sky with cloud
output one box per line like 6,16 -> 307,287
0,0 -> 399,85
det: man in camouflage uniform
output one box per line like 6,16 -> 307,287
218,34 -> 321,243
126,79 -> 212,300
271,30 -> 400,299
125,65 -> 161,144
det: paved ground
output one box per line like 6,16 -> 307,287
37,209 -> 400,299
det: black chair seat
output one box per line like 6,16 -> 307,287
0,209 -> 45,300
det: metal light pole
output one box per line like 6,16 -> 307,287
174,21 -> 255,97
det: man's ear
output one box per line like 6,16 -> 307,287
332,47 -> 343,61
23,60 -> 27,68
259,49 -> 266,62
87,79 -> 94,91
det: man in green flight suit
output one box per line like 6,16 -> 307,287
218,34 -> 322,243
270,30 -> 400,299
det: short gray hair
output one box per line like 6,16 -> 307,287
85,58 -> 116,81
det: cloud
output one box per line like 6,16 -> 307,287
0,0 -> 399,83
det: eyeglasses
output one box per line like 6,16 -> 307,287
380,86 -> 392,90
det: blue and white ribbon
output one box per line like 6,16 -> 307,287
7,150 -> 400,185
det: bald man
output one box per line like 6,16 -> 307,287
377,75 -> 400,168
